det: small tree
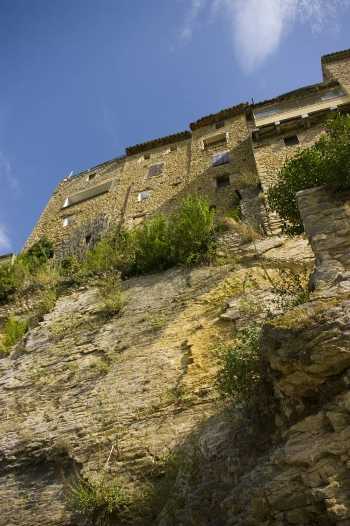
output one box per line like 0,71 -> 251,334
268,114 -> 350,234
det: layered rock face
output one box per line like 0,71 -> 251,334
2,187 -> 350,525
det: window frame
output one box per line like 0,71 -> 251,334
283,135 -> 299,147
138,190 -> 151,202
212,150 -> 230,167
215,174 -> 231,189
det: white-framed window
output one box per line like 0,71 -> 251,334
212,151 -> 230,167
61,179 -> 113,209
138,190 -> 151,202
63,216 -> 72,227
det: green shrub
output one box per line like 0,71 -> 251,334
0,316 -> 29,354
131,214 -> 173,274
78,195 -> 216,279
216,325 -> 262,401
98,273 -> 125,316
268,114 -> 350,234
68,477 -> 131,526
0,263 -> 18,304
171,196 -> 215,266
271,266 -> 310,311
22,237 -> 54,269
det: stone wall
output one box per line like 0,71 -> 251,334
27,112 -> 264,253
322,53 -> 350,93
25,50 -> 350,251
253,124 -> 326,232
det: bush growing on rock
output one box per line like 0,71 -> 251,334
0,316 -> 28,354
81,195 -> 216,278
68,477 -> 131,525
216,324 -> 262,401
268,114 -> 350,234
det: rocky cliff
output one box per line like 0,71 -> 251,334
2,187 -> 350,525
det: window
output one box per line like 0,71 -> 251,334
215,120 -> 225,129
87,172 -> 96,181
216,174 -> 230,189
170,144 -> 177,152
148,163 -> 163,177
63,217 -> 72,227
203,132 -> 227,149
62,179 -> 113,208
138,190 -> 150,202
144,153 -> 151,160
85,234 -> 92,245
212,151 -> 230,167
284,135 -> 299,146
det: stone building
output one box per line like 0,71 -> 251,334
26,48 -> 350,252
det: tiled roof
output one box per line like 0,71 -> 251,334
126,131 -> 191,156
321,48 -> 350,64
189,103 -> 248,130
252,80 -> 339,110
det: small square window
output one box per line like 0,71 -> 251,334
138,190 -> 151,202
215,120 -> 225,129
63,216 -> 72,227
216,174 -> 230,189
170,144 -> 177,152
144,153 -> 151,160
212,151 -> 230,166
87,173 -> 96,181
148,163 -> 163,177
284,135 -> 299,146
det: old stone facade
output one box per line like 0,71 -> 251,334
26,49 -> 350,251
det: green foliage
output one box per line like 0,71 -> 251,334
22,237 -> 54,269
68,477 -> 131,526
130,214 -> 172,274
81,195 -> 216,279
171,196 -> 216,266
0,316 -> 28,354
0,263 -> 18,304
98,273 -> 124,316
0,238 -> 54,304
268,114 -> 350,233
271,266 -> 310,311
216,325 -> 262,401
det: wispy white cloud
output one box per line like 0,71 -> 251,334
0,224 -> 11,252
220,0 -> 350,72
179,0 -> 350,72
179,0 -> 207,42
0,151 -> 19,193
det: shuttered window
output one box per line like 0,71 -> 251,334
212,151 -> 230,166
148,163 -> 163,177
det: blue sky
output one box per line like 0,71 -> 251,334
0,0 -> 349,254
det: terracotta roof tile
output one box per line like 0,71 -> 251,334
126,131 -> 191,156
321,48 -> 350,64
189,103 -> 248,130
